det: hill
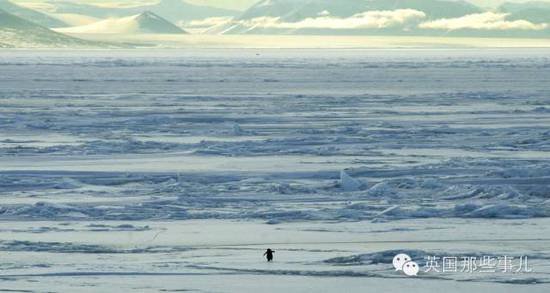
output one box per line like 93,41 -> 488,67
0,0 -> 66,27
0,9 -> 105,48
55,11 -> 187,34
47,0 -> 238,23
499,1 -> 550,23
217,0 -> 482,34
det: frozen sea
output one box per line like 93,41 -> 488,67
0,49 -> 550,292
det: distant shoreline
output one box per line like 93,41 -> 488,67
4,34 -> 550,49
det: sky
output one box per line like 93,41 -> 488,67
12,0 -> 550,11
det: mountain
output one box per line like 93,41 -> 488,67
499,1 -> 550,23
46,0 -> 239,23
210,0 -> 549,37
499,1 -> 550,12
0,9 -> 102,48
0,0 -> 66,27
238,0 -> 481,21
218,0 -> 482,34
55,11 -> 187,34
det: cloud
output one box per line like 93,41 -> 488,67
185,17 -> 234,28
187,10 -> 548,34
51,13 -> 100,26
419,12 -> 548,31
190,9 -> 426,31
276,9 -> 426,29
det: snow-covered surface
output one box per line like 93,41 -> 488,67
67,33 -> 550,49
0,9 -> 104,48
33,0 -> 238,23
55,11 -> 186,35
0,49 -> 549,291
0,0 -> 67,28
1,219 -> 550,292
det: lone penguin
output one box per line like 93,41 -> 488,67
264,248 -> 275,262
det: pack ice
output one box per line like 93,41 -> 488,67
0,49 -> 549,291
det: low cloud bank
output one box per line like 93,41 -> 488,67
261,9 -> 426,29
419,12 -> 548,31
184,10 -> 548,33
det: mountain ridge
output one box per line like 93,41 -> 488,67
0,8 -> 106,48
0,0 -> 67,27
46,0 -> 239,23
55,11 -> 188,34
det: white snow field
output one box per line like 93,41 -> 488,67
0,49 -> 549,292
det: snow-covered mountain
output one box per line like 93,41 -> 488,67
46,0 -> 239,23
499,1 -> 550,12
238,0 -> 481,22
2,0 -> 548,40
0,0 -> 66,27
499,1 -> 550,23
214,0 -> 483,34
55,11 -> 187,34
0,9 -> 102,48
205,0 -> 549,37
